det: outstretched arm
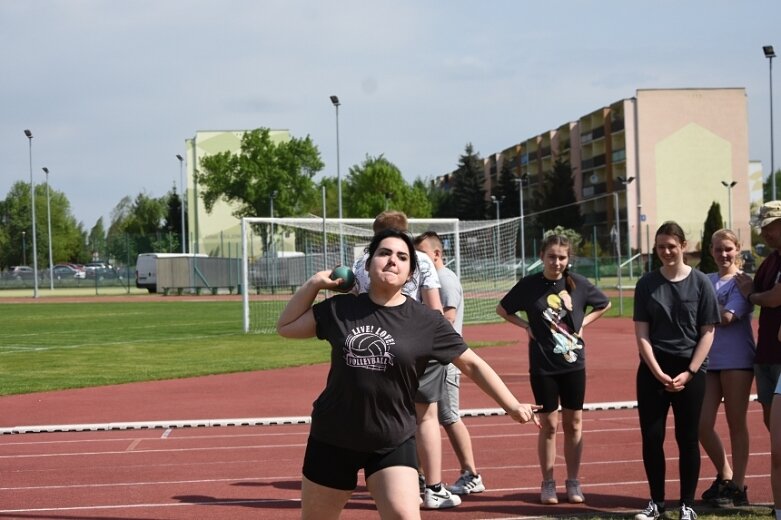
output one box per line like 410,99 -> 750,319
452,348 -> 540,427
276,270 -> 343,338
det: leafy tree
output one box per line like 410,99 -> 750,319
163,185 -> 185,252
496,160 -> 520,218
536,158 -> 580,232
106,193 -> 167,256
451,143 -> 487,220
763,168 -> 781,202
698,202 -> 723,272
429,175 -> 456,218
0,181 -> 85,268
343,155 -> 424,217
197,128 -> 323,220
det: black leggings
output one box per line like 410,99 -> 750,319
636,351 -> 705,506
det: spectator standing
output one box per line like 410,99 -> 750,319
414,231 -> 486,497
633,221 -> 720,520
699,229 -> 754,507
496,233 -> 610,505
735,201 -> 781,429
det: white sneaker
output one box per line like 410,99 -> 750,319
540,479 -> 558,504
447,470 -> 485,495
634,500 -> 663,520
680,504 -> 697,520
423,486 -> 461,509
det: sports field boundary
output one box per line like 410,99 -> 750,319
0,395 -> 758,435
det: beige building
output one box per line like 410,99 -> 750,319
478,88 -> 753,255
183,129 -> 291,255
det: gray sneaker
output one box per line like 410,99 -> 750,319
447,470 -> 485,495
540,479 -> 558,504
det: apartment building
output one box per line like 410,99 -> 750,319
479,88 -> 751,255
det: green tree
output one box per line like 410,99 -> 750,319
197,128 -> 323,219
163,185 -> 185,252
698,202 -> 723,272
451,143 -> 487,220
106,193 -> 167,256
0,181 -> 85,268
536,158 -> 580,232
429,175 -> 456,218
342,155 -> 432,218
496,160 -> 520,218
763,169 -> 781,202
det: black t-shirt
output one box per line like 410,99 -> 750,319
633,268 -> 720,360
311,293 -> 468,452
499,272 -> 610,375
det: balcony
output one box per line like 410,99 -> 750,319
612,148 -> 626,163
611,120 -> 625,132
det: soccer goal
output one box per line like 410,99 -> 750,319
241,217 -> 520,333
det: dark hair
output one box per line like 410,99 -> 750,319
366,228 -> 418,280
414,230 -> 443,252
655,221 -> 686,244
539,234 -> 576,291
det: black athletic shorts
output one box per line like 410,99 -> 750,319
529,369 -> 586,413
302,435 -> 418,490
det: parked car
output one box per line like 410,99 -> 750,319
84,261 -> 119,279
6,265 -> 35,280
52,264 -> 86,280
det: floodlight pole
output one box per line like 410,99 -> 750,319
765,45 -> 776,200
24,129 -> 39,298
515,175 -> 528,278
43,167 -> 54,290
176,154 -> 186,253
721,180 -> 737,228
330,95 -> 344,264
615,176 -> 635,315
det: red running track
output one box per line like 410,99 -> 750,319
0,319 -> 774,519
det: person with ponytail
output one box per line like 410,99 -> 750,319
496,233 -> 611,505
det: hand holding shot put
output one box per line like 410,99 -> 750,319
277,228 -> 540,520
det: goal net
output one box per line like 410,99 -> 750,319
241,217 -> 521,333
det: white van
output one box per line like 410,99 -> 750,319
135,253 -> 208,293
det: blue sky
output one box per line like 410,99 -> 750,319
1,0 -> 779,228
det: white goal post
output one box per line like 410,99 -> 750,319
241,217 -> 521,333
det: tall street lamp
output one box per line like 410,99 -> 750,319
330,95 -> 344,264
22,230 -> 26,265
24,129 -> 39,298
514,174 -> 528,278
43,167 -> 54,290
614,176 -> 635,315
491,195 -> 504,283
765,45 -> 776,200
176,154 -> 186,253
721,180 -> 738,228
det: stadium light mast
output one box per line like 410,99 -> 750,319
514,174 -> 528,278
24,129 -> 39,298
721,180 -> 738,229
330,95 -> 344,264
43,167 -> 54,290
765,45 -> 776,200
614,176 -> 635,316
176,154 -> 186,253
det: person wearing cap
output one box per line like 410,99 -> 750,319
734,200 -> 781,430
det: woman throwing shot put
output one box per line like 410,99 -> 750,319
496,233 -> 610,505
277,228 -> 540,520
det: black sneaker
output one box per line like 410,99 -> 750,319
701,475 -> 725,501
713,480 -> 749,507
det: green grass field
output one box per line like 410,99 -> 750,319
0,295 -> 640,396
0,298 -> 526,396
